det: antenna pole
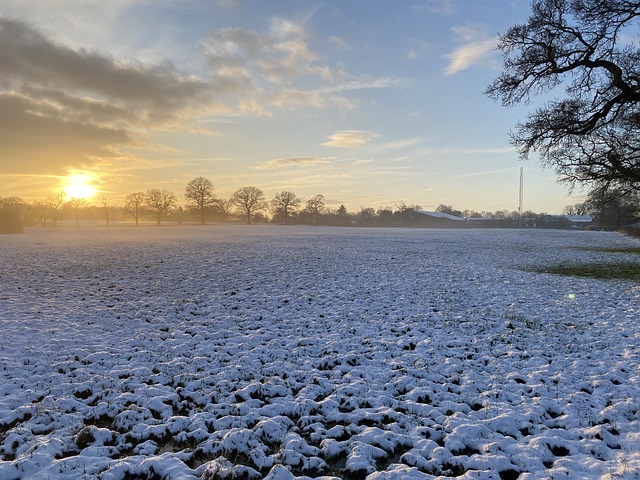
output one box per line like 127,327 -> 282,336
518,167 -> 523,227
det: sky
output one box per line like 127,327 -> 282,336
0,0 -> 588,214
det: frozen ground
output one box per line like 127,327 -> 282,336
0,226 -> 638,480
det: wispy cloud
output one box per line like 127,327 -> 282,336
202,20 -> 405,113
451,167 -> 518,179
253,157 -> 333,170
372,137 -> 423,153
412,0 -> 457,15
444,38 -> 496,75
444,26 -> 497,75
329,35 -> 350,50
416,145 -> 514,156
321,131 -> 380,148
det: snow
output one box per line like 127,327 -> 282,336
0,225 -> 639,479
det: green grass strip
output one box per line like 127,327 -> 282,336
577,247 -> 640,254
533,263 -> 640,281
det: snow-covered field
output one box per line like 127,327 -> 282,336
0,226 -> 638,480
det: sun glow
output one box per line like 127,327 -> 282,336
63,173 -> 98,200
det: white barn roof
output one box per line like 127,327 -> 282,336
415,210 -> 465,221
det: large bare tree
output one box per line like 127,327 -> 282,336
145,189 -> 177,226
486,0 -> 640,191
305,194 -> 325,226
271,191 -> 300,225
124,192 -> 146,226
185,177 -> 217,225
231,186 -> 266,224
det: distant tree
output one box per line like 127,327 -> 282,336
231,186 -> 267,224
145,189 -> 177,226
215,198 -> 234,222
31,199 -> 50,226
584,186 -> 640,228
395,202 -> 421,213
336,204 -> 350,226
436,204 -> 463,217
124,192 -> 146,226
45,191 -> 66,226
305,194 -> 325,226
357,207 -> 377,226
170,206 -> 189,225
435,204 -> 453,214
101,195 -> 111,226
377,207 -> 394,226
0,197 -> 26,233
462,209 -> 484,218
271,191 -> 300,225
486,0 -> 640,191
185,177 -> 217,225
67,198 -> 87,226
563,203 -> 589,216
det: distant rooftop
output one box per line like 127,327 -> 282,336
560,215 -> 594,223
416,210 -> 465,221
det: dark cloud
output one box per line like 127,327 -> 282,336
0,17 -> 208,113
0,16 -> 210,173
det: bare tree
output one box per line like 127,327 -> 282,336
271,191 -> 300,225
563,203 -> 589,216
435,204 -> 462,217
101,195 -> 111,226
145,189 -> 177,226
231,186 -> 266,224
124,192 -> 146,226
67,197 -> 87,226
31,199 -> 50,226
486,0 -> 640,191
305,194 -> 325,226
185,177 -> 217,225
215,199 -> 234,222
45,191 -> 66,226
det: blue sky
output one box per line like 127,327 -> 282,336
0,0 -> 585,213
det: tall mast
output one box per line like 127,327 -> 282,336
518,167 -> 523,227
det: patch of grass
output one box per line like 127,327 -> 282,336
578,247 -> 640,254
533,263 -> 640,281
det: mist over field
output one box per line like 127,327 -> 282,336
0,226 -> 639,479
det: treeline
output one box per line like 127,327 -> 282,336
2,176 -> 639,233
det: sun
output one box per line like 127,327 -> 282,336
63,173 -> 98,200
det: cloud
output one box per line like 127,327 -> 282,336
253,157 -> 333,170
202,18 -> 405,113
0,92 -> 131,174
412,0 -> 457,15
0,16 -> 213,173
0,18 -> 207,113
329,36 -> 350,50
451,167 -> 518,179
372,137 -> 422,153
444,26 -> 497,75
321,131 -> 380,148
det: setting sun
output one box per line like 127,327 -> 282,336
63,173 -> 98,200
